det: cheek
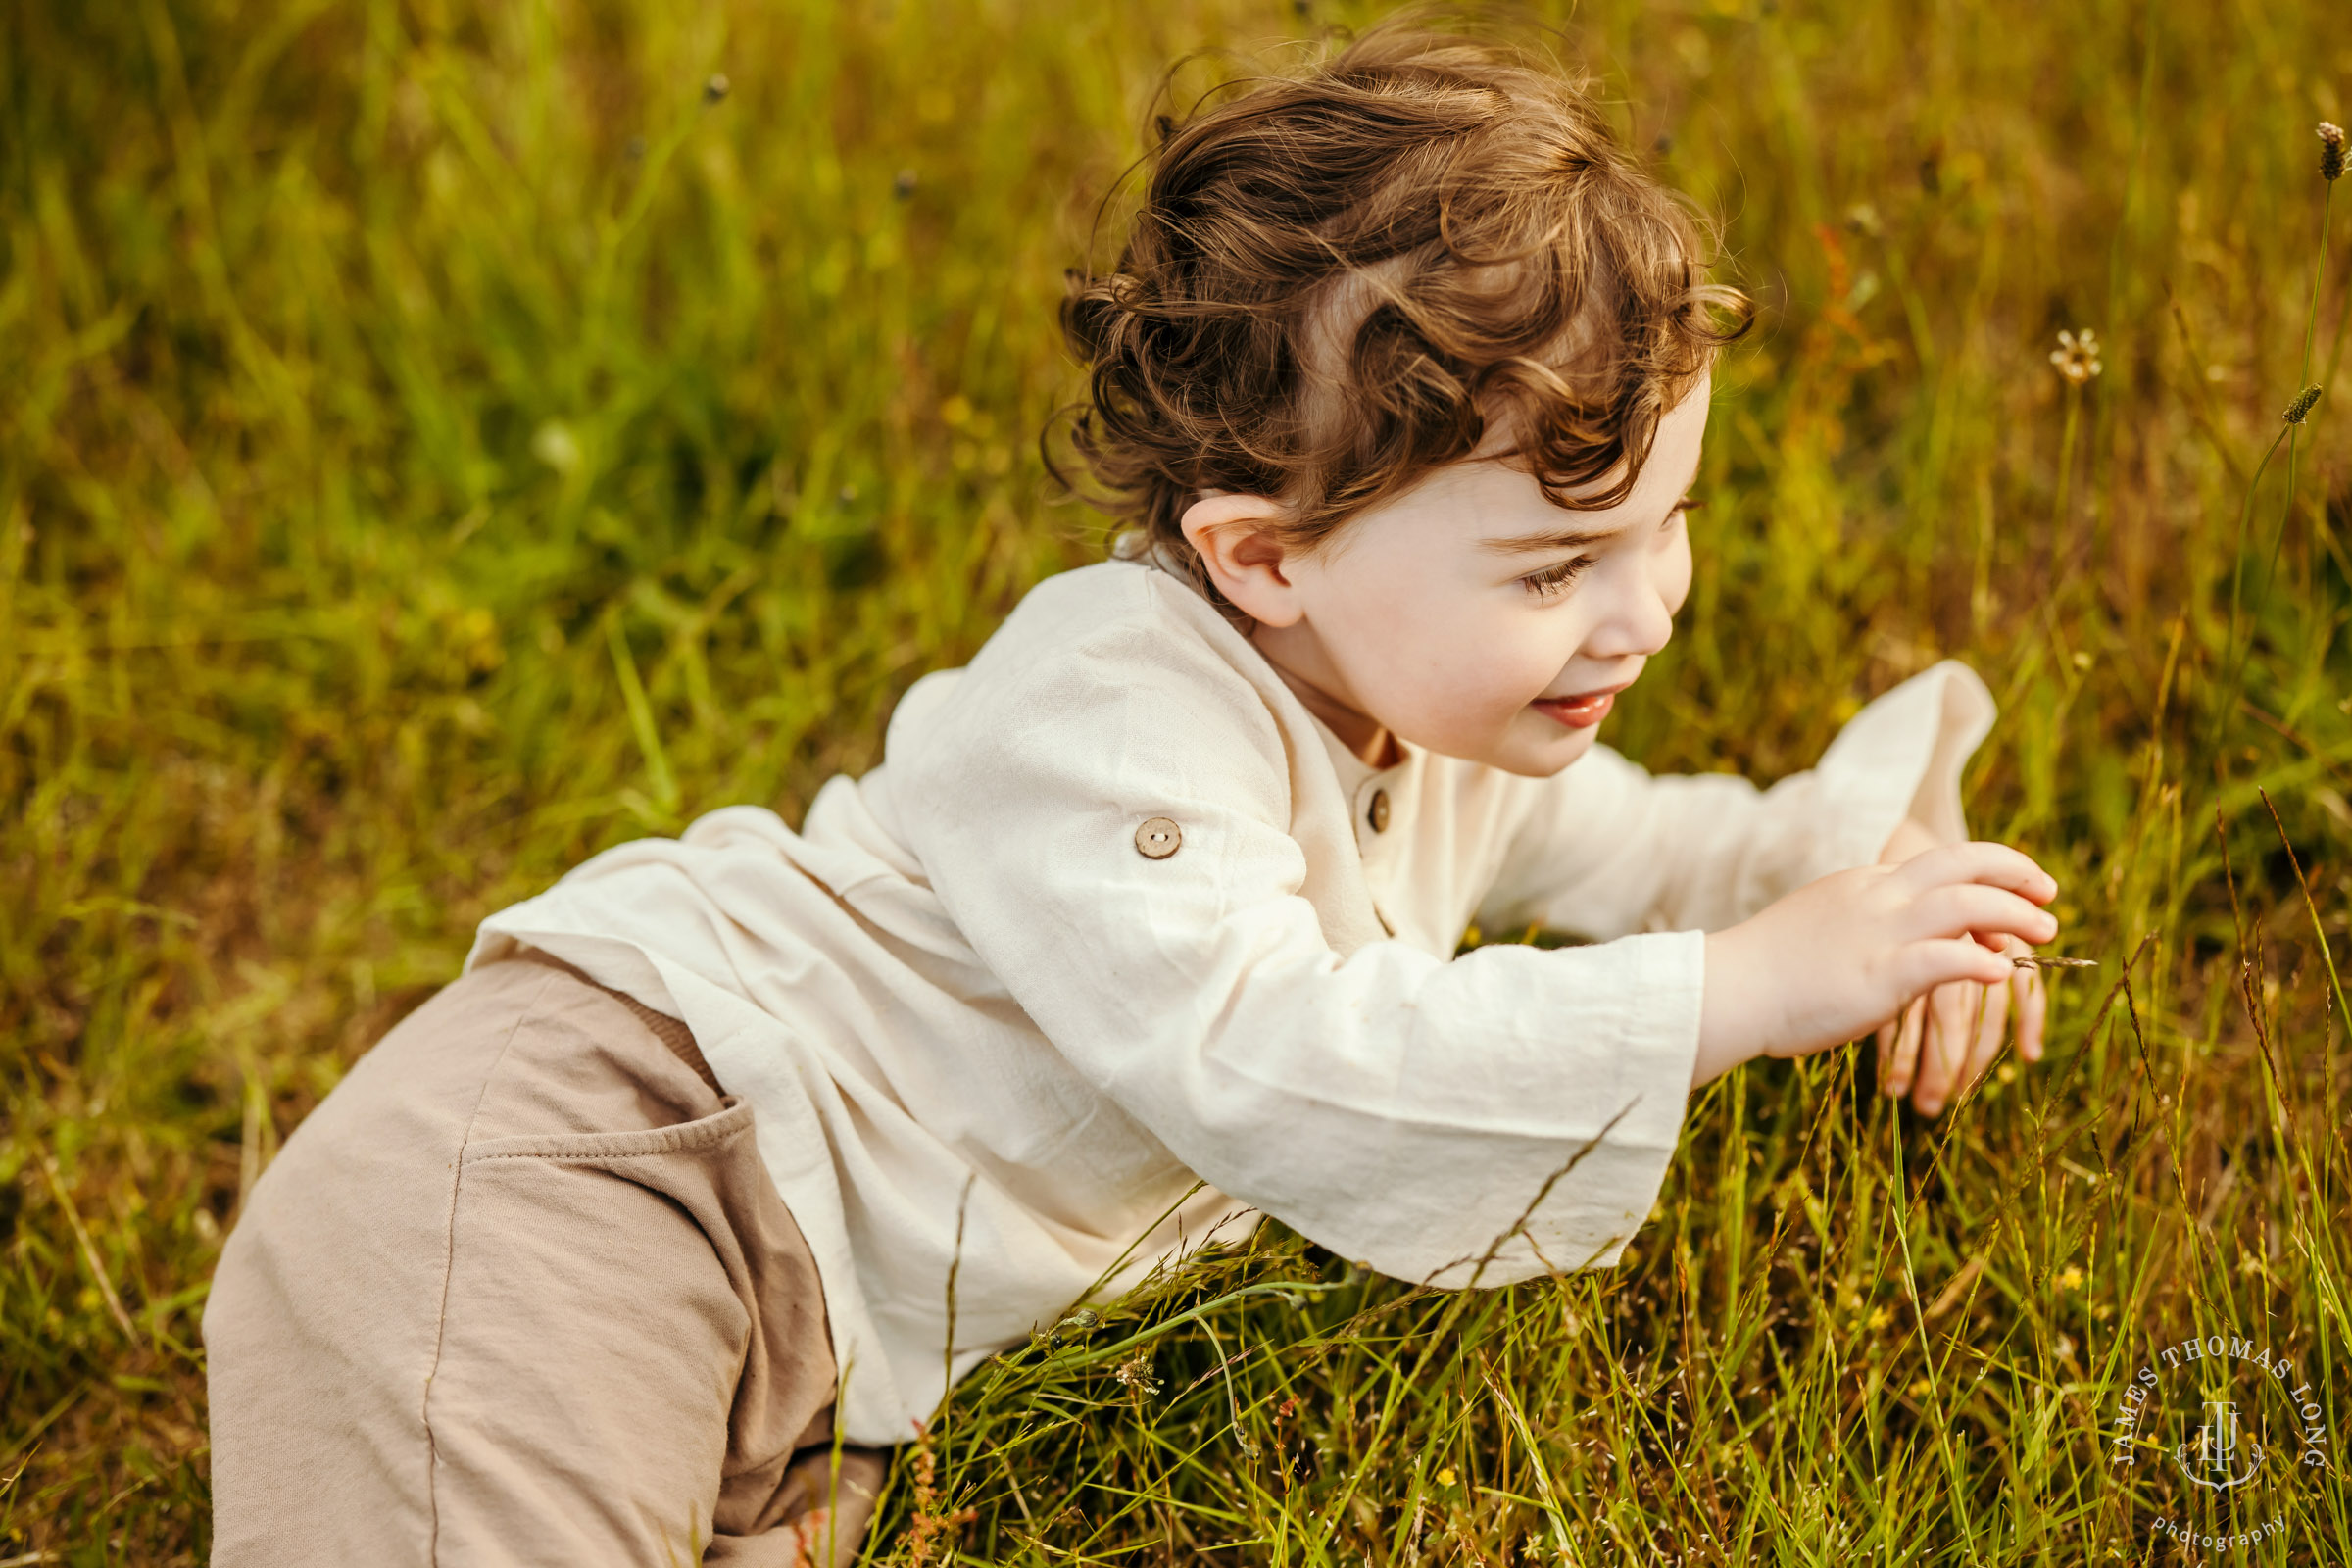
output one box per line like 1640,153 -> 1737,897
1370,595 -> 1518,700
1345,587 -> 1552,721
1409,605 -> 1576,729
1493,614 -> 1579,699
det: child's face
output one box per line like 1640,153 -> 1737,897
1197,373 -> 1707,777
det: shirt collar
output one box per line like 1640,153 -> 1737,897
1304,707 -> 1415,794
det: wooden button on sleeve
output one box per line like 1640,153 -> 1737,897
1134,817 -> 1183,859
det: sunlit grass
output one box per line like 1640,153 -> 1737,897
2,0 -> 2347,1561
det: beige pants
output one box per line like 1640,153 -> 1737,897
204,955 -> 888,1566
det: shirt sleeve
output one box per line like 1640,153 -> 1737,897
1476,661 -> 1997,941
887,614 -> 1704,1288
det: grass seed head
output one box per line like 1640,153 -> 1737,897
2284,383 -> 2323,423
2049,327 -> 2102,385
2321,121 -> 2346,181
1112,1350 -> 1161,1397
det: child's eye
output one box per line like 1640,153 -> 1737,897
1519,556 -> 1592,599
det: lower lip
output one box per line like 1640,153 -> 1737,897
1533,691 -> 1616,729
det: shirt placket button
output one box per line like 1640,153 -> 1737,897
1366,788 -> 1390,834
1134,817 -> 1183,858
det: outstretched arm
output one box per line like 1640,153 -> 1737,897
1692,841 -> 2060,1090
1477,662 -> 1996,942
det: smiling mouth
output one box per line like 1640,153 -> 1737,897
1530,681 -> 1631,730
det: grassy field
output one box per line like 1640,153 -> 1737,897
4,0 -> 2349,1560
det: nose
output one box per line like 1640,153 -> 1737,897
1580,551 -> 1677,662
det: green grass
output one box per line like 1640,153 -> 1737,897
3,0 -> 2348,1560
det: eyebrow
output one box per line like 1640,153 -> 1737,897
1478,523 -> 1621,557
1477,495 -> 1703,557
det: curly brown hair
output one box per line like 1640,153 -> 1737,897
1054,19 -> 1750,607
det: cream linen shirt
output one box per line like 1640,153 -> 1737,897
468,558 -> 1994,1445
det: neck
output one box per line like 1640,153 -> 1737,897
1249,623 -> 1403,769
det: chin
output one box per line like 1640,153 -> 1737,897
1488,721 -> 1601,778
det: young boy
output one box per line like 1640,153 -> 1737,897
204,24 -> 2056,1565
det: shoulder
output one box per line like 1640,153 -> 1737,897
886,560 -> 1290,786
972,559 -> 1248,683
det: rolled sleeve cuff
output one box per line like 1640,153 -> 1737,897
1395,927 -> 1704,1289
1804,661 -> 1997,879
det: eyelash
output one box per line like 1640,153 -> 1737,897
1517,496 -> 1700,599
1519,557 -> 1593,599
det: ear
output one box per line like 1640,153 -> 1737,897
1180,492 -> 1305,628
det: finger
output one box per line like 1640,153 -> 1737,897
1907,884 -> 2061,948
1897,935 -> 2021,996
1912,983 -> 1974,1115
1907,988 -> 1951,1112
1943,968 -> 1979,1046
1892,841 -> 2060,905
1942,977 -> 1988,1094
1884,996 -> 1927,1097
2016,963 -> 2047,1062
1961,976 -> 2009,1093
1876,1017 -> 1896,1083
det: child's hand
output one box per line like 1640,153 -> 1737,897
1870,818 -> 2049,1115
1873,945 -> 2046,1115
1692,843 -> 2059,1092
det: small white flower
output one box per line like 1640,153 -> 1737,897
2050,328 -> 2103,385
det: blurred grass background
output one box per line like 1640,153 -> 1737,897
3,0 -> 2349,1560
